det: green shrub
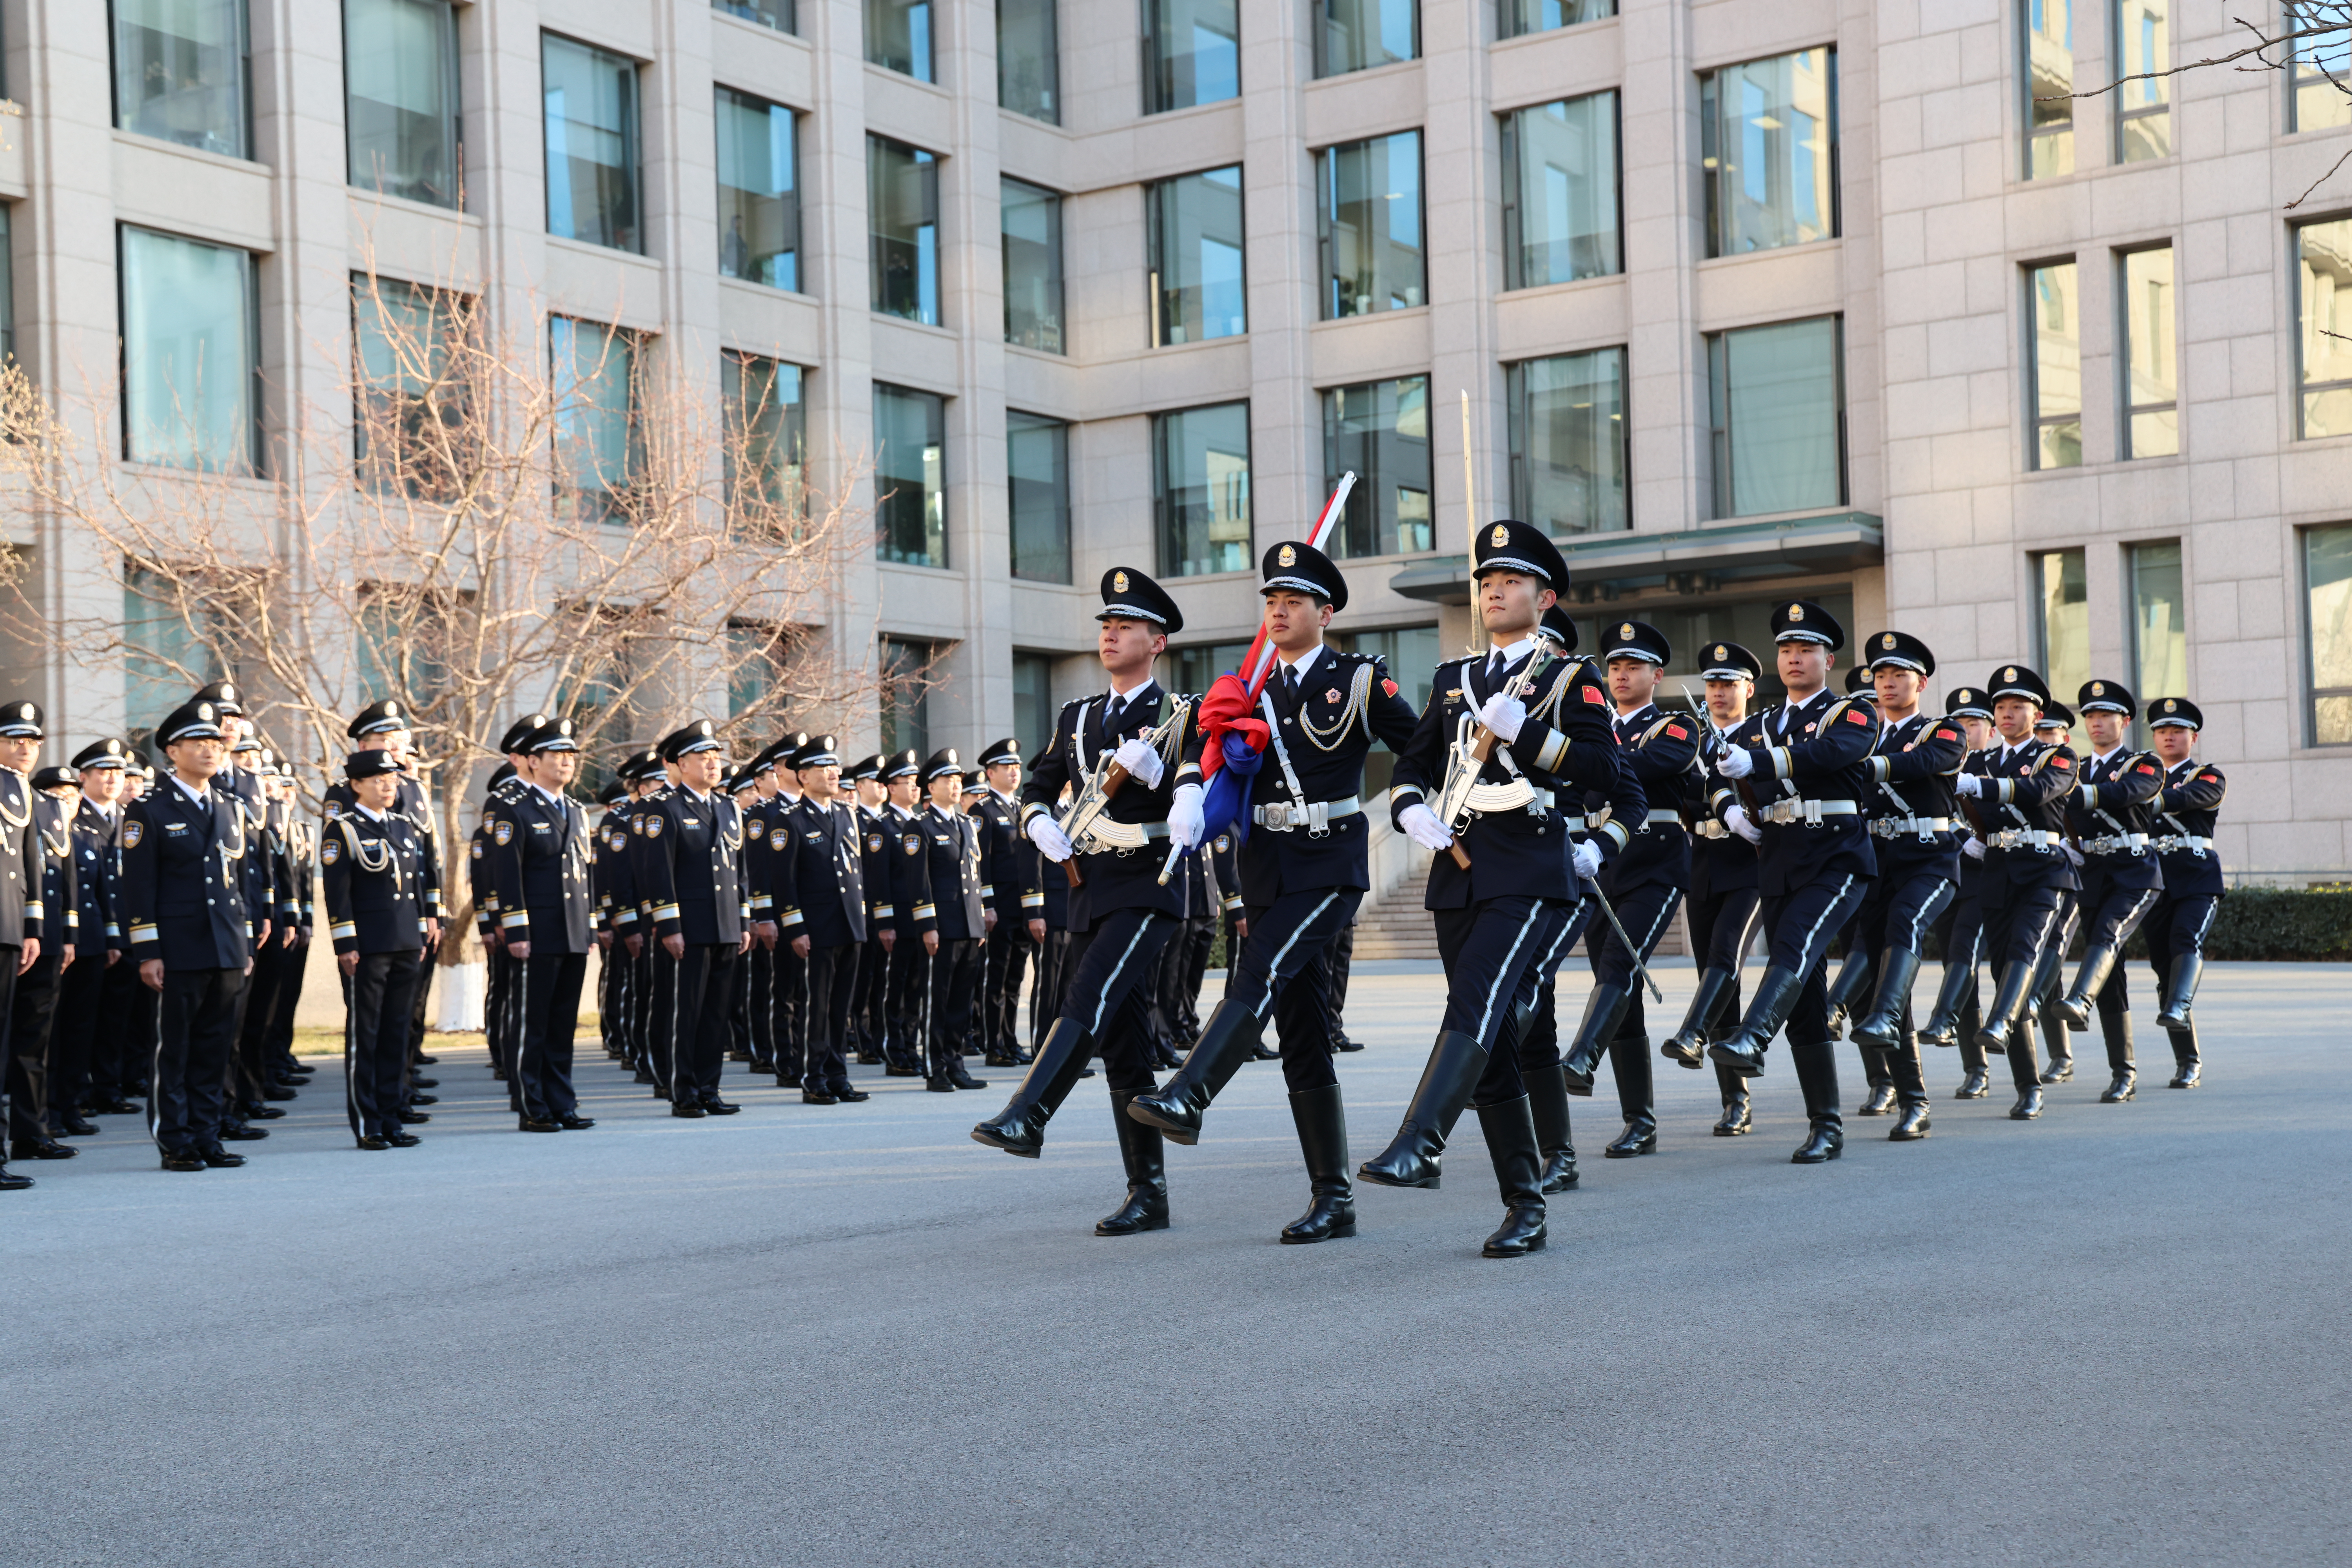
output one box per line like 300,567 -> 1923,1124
1913,887 -> 2352,963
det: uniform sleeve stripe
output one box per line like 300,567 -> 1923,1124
330,922 -> 358,938
1533,729 -> 1567,773
913,904 -> 937,918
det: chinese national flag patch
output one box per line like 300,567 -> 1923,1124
1666,724 -> 1688,740
1844,708 -> 1868,724
2051,755 -> 2071,770
1582,685 -> 1605,706
2135,762 -> 2156,775
1382,679 -> 1399,698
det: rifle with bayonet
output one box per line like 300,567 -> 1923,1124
1052,701 -> 1190,888
1433,646 -> 1563,870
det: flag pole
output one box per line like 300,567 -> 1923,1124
1461,390 -> 1483,652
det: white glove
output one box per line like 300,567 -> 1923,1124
1726,804 -> 1762,844
2063,842 -> 2085,867
1571,839 -> 1602,878
1716,746 -> 1755,779
1112,737 -> 1165,789
1026,815 -> 1074,862
1399,802 -> 1455,853
1477,692 -> 1527,743
1953,774 -> 1982,798
1167,783 -> 1205,850
1962,837 -> 1985,861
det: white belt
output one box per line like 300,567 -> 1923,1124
2154,833 -> 2213,854
1759,798 -> 1860,827
1640,809 -> 1684,831
1869,815 -> 1952,839
2082,832 -> 2150,855
1252,796 -> 1361,834
1693,819 -> 1730,840
1985,828 -> 2062,850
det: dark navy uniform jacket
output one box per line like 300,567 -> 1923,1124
1388,647 -> 1638,911
1861,708 -> 1969,885
636,787 -> 749,945
740,794 -> 784,929
0,771 -> 47,946
1717,685 -> 1880,899
1973,737 -> 2080,905
488,783 -> 593,953
321,807 -> 431,955
71,800 -> 121,955
1596,701 -> 1698,897
119,779 -> 256,968
32,796 -> 80,955
855,803 -> 900,931
324,771 -> 443,921
1684,714 -> 1760,904
918,803 -> 989,942
1019,680 -> 1205,933
1208,831 -> 1243,917
880,802 -> 934,937
2152,757 -> 2227,900
470,821 -> 499,943
280,806 -> 316,938
1237,646 -> 1419,902
2067,746 -> 2167,894
970,791 -> 1033,924
773,797 -> 869,949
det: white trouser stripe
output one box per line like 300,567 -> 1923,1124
1085,915 -> 1158,1036
1250,893 -> 1339,1022
1794,876 -> 1859,971
1474,901 -> 1549,1044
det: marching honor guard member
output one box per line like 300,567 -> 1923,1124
2145,699 -> 2223,1087
488,719 -> 596,1133
1359,521 -> 1635,1257
1706,601 -> 1882,1164
323,750 -> 433,1149
917,748 -> 992,1091
772,735 -> 877,1104
1915,687 -> 1998,1094
120,700 -> 259,1172
971,566 -> 1207,1239
1125,540 -> 1419,1244
2053,682 -> 2169,1101
636,721 -> 752,1118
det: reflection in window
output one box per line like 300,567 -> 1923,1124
1706,317 -> 1845,519
2024,0 -> 2075,178
1314,0 -> 1416,78
867,0 -> 934,82
1013,651 -> 1055,759
2114,0 -> 2169,161
1330,624 -> 1437,797
722,352 -> 806,526
875,382 -> 947,568
1172,640 -> 1251,697
2121,246 -> 2177,458
549,316 -> 639,519
1154,401 -> 1252,578
114,0 -> 250,159
1007,410 -> 1071,583
2305,524 -> 2352,743
1507,348 -> 1628,537
353,276 -> 470,498
543,35 -> 642,253
1149,166 -> 1246,345
880,637 -> 933,755
2029,260 -> 2082,469
2296,218 -> 2352,437
1143,0 -> 1239,114
1319,131 -> 1424,319
345,0 -> 461,208
2128,541 -> 2187,740
869,136 -> 941,325
1501,92 -> 1620,289
1498,0 -> 1613,40
717,88 -> 800,291
2031,547 -> 2090,707
2290,3 -> 2352,131
1000,0 -> 1059,123
714,0 -> 794,33
1002,178 -> 1065,352
120,226 -> 259,473
1702,48 -> 1837,256
1323,377 -> 1432,559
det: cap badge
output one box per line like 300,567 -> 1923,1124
198,704 -> 213,720
1489,524 -> 1509,548
1277,544 -> 1296,568
2004,667 -> 2017,682
1619,623 -> 1635,641
1882,633 -> 1896,650
1112,570 -> 1129,593
2092,682 -> 2105,695
1789,605 -> 1805,622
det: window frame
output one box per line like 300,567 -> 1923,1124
1497,0 -> 1616,43
1006,408 -> 1073,584
2287,2 -> 2352,133
1146,164 -> 1248,347
1315,129 -> 1427,320
873,380 -> 949,569
2025,257 -> 2083,471
541,32 -> 644,255
1001,175 -> 1066,353
2111,0 -> 2171,162
867,133 -> 943,327
1312,0 -> 1420,80
2116,242 -> 2178,460
865,0 -> 936,83
2125,537 -> 2187,743
2294,212 -> 2352,439
2029,546 -> 2091,704
2303,522 -> 2352,746
111,0 -> 254,161
1704,314 -> 1847,521
117,223 -> 263,475
1320,375 -> 1434,559
1699,45 -> 1840,260
1141,0 -> 1240,116
342,0 -> 463,209
1498,89 -> 1623,291
715,84 -> 804,293
2021,0 -> 2077,181
712,0 -> 796,35
1506,346 -> 1632,537
998,0 -> 1060,123
547,314 -> 643,522
1151,399 -> 1254,580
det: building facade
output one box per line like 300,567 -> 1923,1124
1,0 -> 2346,879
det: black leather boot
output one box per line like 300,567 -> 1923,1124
1916,954 -> 1976,1048
1524,1063 -> 1578,1192
1788,1037 -> 1843,1163
2006,1016 -> 2045,1119
2097,992 -> 2136,1101
1559,983 -> 1631,1096
1279,1083 -> 1355,1244
1125,999 -> 1261,1145
2155,953 -> 2203,1031
969,1018 -> 1094,1157
1710,964 -> 1804,1078
2167,1020 -> 2201,1088
1849,948 -> 1923,1050
1357,1030 -> 1487,1189
1712,1059 -> 1751,1135
1974,961 -> 2038,1056
1097,1093 -> 1170,1236
2055,944 -> 2120,1030
1475,1097 -> 1547,1258
2037,992 -> 2075,1083
1856,1045 -> 1897,1114
1887,1034 -> 1931,1140
1602,1027 -> 1656,1157
1661,965 -> 1737,1067
1821,949 -> 1874,1042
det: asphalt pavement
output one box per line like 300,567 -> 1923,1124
5,961 -> 2347,1566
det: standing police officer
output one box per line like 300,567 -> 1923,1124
323,749 -> 434,1150
488,718 -> 595,1133
972,739 -> 1034,1067
51,741 -> 130,1133
636,720 -> 752,1118
70,739 -> 141,1120
916,748 -> 991,1092
0,702 -> 47,1188
772,735 -> 876,1104
7,730 -> 78,1163
879,749 -> 931,1078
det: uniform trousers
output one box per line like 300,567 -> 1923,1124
802,940 -> 860,1091
484,942 -> 514,1077
1506,897 -> 1591,1073
2078,879 -> 2162,960
1936,886 -> 1989,1076
855,936 -> 891,1061
150,965 -> 245,1156
596,938 -> 624,1055
344,949 -> 421,1142
2146,892 -> 2220,1062
5,948 -> 60,1143
883,937 -> 928,1072
1054,910 -> 1179,1094
1425,896 -> 1573,1105
232,936 -> 291,1111
661,942 -> 739,1105
1980,884 -> 2068,1089
1754,874 -> 1873,1128
270,936 -> 310,1074
1030,928 -> 1071,1054
982,921 -> 1034,1057
1319,921 -> 1357,1047
1854,869 -> 1956,999
774,946 -> 808,1083
514,951 -> 587,1123
1183,916 -> 1217,1034
1684,885 -> 1762,1105
50,953 -> 113,1113
629,942 -> 657,1071
1226,889 -> 1361,1093
1587,882 -> 1684,1130
743,941 -> 774,1066
925,936 -> 983,1080
726,943 -> 753,1060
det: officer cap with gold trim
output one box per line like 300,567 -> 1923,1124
884,748 -> 922,780
2076,679 -> 2136,719
344,748 -> 400,780
789,734 -> 841,770
71,737 -> 130,771
1698,641 -> 1761,681
0,699 -> 43,739
1260,540 -> 1348,612
1987,664 -> 2052,708
962,769 -> 987,797
1864,629 -> 1935,676
1845,663 -> 1877,695
846,753 -> 885,783
1098,566 -> 1184,634
2036,702 -> 2075,731
32,765 -> 76,793
2149,696 -> 2203,731
520,717 -> 578,754
157,700 -> 225,745
1944,685 -> 1993,720
1471,518 -> 1570,592
347,699 -> 408,739
1769,599 -> 1844,650
192,681 -> 243,717
1535,604 -> 1579,652
1601,619 -> 1670,666
659,720 -> 721,762
922,746 -> 962,782
755,731 -> 809,775
977,737 -> 1021,768
498,713 -> 554,755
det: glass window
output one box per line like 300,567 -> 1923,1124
867,0 -> 934,83
2120,246 -> 2177,459
2024,0 -> 2075,179
722,352 -> 806,524
1499,0 -> 1613,38
1007,410 -> 1071,583
880,637 -> 933,755
2305,524 -> 2352,743
716,87 -> 801,291
875,382 -> 947,568
1701,48 -> 1837,258
1142,0 -> 1239,114
2032,548 -> 2091,706
1154,401 -> 1252,578
2128,540 -> 2187,739
123,565 -> 229,758
715,0 -> 794,33
2296,217 -> 2352,438
1706,318 -> 1844,519
543,35 -> 641,254
1000,0 -> 1060,123
1002,178 -> 1065,352
345,0 -> 460,208
1148,166 -> 1246,345
1323,377 -> 1432,559
1013,651 -> 1055,759
1318,131 -> 1424,319
1501,92 -> 1620,289
353,276 -> 469,497
2114,0 -> 2169,161
549,316 -> 639,520
2290,4 -> 2352,131
728,623 -> 789,720
1172,640 -> 1252,696
1329,624 -> 1438,796
1314,0 -> 1416,78
2029,259 -> 2082,469
113,0 -> 250,159
1508,348 -> 1630,536
120,227 -> 258,473
869,135 -> 941,325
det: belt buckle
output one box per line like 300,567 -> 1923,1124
1262,803 -> 1291,831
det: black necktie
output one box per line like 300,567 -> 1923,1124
1285,665 -> 1300,698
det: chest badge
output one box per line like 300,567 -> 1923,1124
868,833 -> 884,852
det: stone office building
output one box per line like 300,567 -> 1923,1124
3,0 -> 2347,882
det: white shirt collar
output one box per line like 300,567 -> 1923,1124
1106,675 -> 1157,704
2091,744 -> 2128,767
356,802 -> 388,824
171,774 -> 212,807
531,781 -> 565,809
1276,644 -> 1325,678
1484,635 -> 1537,669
